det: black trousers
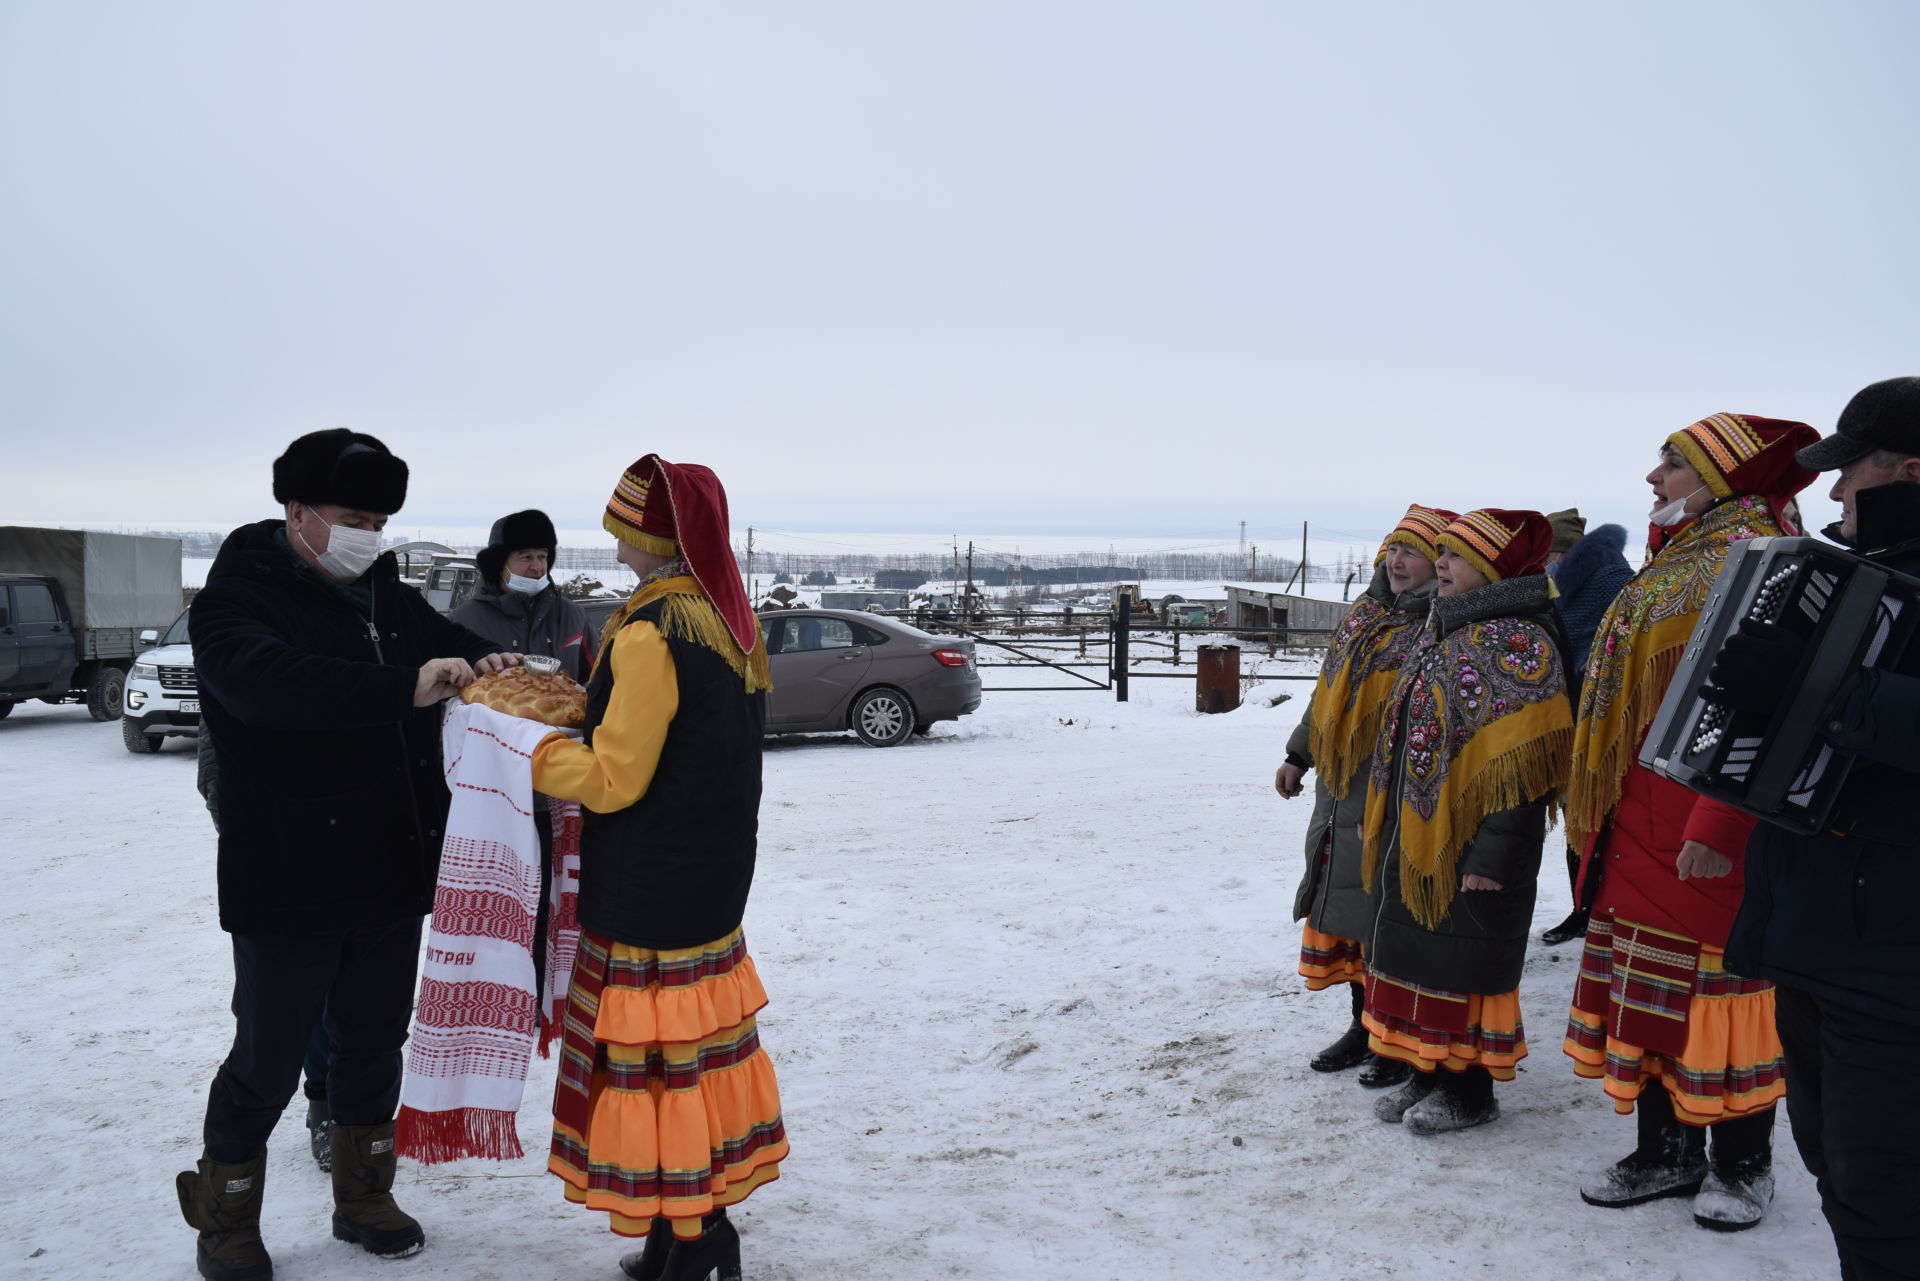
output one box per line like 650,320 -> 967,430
1775,984 -> 1920,1280
202,917 -> 424,1162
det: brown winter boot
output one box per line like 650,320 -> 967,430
329,1121 -> 425,1258
175,1151 -> 272,1281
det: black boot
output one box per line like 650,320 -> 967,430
1310,984 -> 1371,1073
1357,1054 -> 1412,1089
1404,1065 -> 1499,1135
619,1219 -> 673,1281
1580,1087 -> 1708,1207
1541,907 -> 1591,946
659,1210 -> 742,1281
304,1094 -> 331,1173
175,1150 -> 272,1281
1541,848 -> 1589,944
329,1121 -> 425,1258
1694,1110 -> 1776,1232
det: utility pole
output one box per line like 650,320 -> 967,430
1300,521 -> 1309,588
1238,520 -> 1246,561
745,527 -> 755,601
1249,543 -> 1257,581
965,541 -> 976,619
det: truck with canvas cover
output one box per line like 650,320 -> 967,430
0,526 -> 184,721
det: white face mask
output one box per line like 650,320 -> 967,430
293,507 -> 383,581
1651,484 -> 1708,528
505,572 -> 549,595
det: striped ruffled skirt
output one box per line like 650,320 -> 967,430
549,927 -> 788,1235
1362,969 -> 1527,1080
1564,913 -> 1785,1123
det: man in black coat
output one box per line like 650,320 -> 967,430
176,429 -> 514,1281
1719,377 -> 1920,1281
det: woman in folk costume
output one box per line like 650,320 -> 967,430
1361,509 -> 1574,1134
531,455 -> 787,1281
1563,414 -> 1817,1231
1276,504 -> 1454,1088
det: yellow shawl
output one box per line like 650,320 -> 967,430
593,573 -> 772,694
1563,496 -> 1783,849
1307,584 -> 1433,798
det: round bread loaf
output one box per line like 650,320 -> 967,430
460,665 -> 587,728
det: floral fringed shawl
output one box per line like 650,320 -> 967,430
1563,496 -> 1784,850
1307,581 -> 1435,799
1363,578 -> 1574,929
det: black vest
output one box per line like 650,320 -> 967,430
577,598 -> 767,949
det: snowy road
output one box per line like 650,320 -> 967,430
1,687 -> 1836,1280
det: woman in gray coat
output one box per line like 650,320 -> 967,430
1276,504 -> 1452,1087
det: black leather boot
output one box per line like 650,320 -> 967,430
659,1210 -> 742,1281
330,1121 -> 425,1258
175,1150 -> 272,1281
619,1219 -> 674,1281
1309,984 -> 1371,1072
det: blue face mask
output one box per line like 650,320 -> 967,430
506,572 -> 549,596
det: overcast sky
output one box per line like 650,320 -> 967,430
4,1 -> 1914,545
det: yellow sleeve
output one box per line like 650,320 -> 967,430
532,620 -> 678,814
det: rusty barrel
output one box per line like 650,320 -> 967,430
1195,644 -> 1241,714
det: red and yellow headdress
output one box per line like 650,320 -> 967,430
1434,508 -> 1552,585
1667,414 -> 1820,503
602,455 -> 761,664
1375,504 -> 1457,565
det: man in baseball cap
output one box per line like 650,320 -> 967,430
1718,377 -> 1920,1277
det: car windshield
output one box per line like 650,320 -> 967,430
161,609 -> 191,647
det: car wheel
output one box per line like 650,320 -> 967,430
122,716 -> 161,753
850,687 -> 914,747
87,666 -> 126,723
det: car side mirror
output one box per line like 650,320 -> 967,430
138,629 -> 159,644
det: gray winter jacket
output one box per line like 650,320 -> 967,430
1288,568 -> 1437,942
1366,574 -> 1563,994
448,580 -> 595,683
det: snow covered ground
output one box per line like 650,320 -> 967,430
1,685 -> 1838,1281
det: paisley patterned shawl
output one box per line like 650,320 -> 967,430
1564,496 -> 1785,850
1362,595 -> 1573,929
1307,591 -> 1431,798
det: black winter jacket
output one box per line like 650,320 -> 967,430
448,580 -> 595,683
193,520 -> 496,935
1728,482 -> 1920,1025
1367,575 -> 1564,993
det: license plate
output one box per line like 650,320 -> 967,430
179,700 -> 200,713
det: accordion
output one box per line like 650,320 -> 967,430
1638,536 -> 1920,833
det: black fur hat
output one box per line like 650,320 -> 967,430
477,509 -> 559,585
272,428 -> 409,513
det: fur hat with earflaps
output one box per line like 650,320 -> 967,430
477,509 -> 560,586
272,429 -> 409,514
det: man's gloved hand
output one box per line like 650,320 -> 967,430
1706,620 -> 1803,712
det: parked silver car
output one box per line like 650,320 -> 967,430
759,608 -> 980,746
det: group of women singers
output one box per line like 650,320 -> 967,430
1278,412 -> 1821,1233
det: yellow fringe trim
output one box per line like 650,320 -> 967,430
1564,623 -> 1691,850
592,577 -> 772,694
1307,665 -> 1402,799
603,512 -> 678,558
1364,703 -> 1573,930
